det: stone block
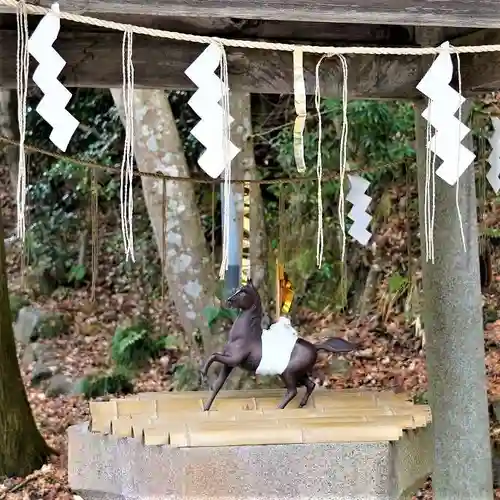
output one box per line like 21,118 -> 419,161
68,389 -> 433,499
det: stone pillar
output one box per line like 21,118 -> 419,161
414,101 -> 492,499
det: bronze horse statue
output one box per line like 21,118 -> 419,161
201,280 -> 356,411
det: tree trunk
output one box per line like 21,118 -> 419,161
0,89 -> 18,191
110,89 -> 215,349
0,203 -> 52,477
415,101 -> 493,499
229,92 -> 269,311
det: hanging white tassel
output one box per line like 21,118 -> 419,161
27,3 -> 79,151
487,117 -> 500,193
416,41 -> 475,186
185,43 -> 239,279
346,174 -> 372,246
16,0 -> 29,243
119,29 -> 135,262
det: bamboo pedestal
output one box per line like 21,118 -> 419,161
68,389 -> 433,499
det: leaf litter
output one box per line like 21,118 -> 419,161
2,169 -> 500,500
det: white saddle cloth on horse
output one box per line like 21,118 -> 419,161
256,316 -> 298,376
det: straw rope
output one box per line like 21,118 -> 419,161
3,0 -> 500,55
0,135 -> 411,185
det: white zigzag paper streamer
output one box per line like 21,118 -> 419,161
487,117 -> 500,193
346,174 -> 372,246
27,3 -> 79,152
185,43 -> 240,178
416,41 -> 475,186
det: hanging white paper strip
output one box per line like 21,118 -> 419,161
27,3 -> 79,152
346,174 -> 372,246
487,117 -> 500,193
185,43 -> 240,178
416,41 -> 475,186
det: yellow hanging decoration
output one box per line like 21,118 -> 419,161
240,181 -> 251,284
276,259 -> 294,316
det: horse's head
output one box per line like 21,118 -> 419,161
226,279 -> 259,310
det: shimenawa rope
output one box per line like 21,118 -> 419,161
1,134 -> 406,185
4,0 -> 500,56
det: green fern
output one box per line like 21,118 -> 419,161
111,323 -> 154,368
111,321 -> 178,369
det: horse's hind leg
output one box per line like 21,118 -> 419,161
203,364 -> 233,411
278,371 -> 298,409
298,375 -> 316,408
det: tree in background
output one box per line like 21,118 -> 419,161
111,88 -> 217,351
0,89 -> 18,190
0,202 -> 53,476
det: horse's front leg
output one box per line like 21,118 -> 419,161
201,352 -> 246,378
203,364 -> 234,411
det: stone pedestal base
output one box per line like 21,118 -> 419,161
68,389 -> 433,499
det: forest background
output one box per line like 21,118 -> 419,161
1,88 -> 500,498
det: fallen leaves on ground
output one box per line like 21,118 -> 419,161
2,169 -> 500,500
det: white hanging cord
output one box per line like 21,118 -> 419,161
337,55 -> 349,266
120,29 -> 135,262
423,97 -> 436,263
424,114 -> 430,261
218,42 -> 232,280
425,101 -> 436,263
314,55 -> 328,267
16,0 -> 29,242
430,130 -> 437,262
453,49 -> 467,252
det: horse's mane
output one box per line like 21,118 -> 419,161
244,285 -> 263,335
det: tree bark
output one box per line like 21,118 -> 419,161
0,202 -> 52,477
0,89 -> 18,191
229,92 -> 269,307
415,101 -> 493,499
110,89 -> 215,348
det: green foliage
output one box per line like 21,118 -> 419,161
79,368 -> 134,399
273,99 -> 414,180
202,304 -> 238,328
9,295 -> 30,322
171,359 -> 201,391
24,90 -> 125,294
482,227 -> 500,239
388,272 -> 409,295
67,264 -> 87,284
111,320 -> 178,369
266,99 -> 415,309
35,312 -> 70,340
484,306 -> 498,326
412,391 -> 429,405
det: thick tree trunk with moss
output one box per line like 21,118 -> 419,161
0,203 -> 52,477
0,90 -> 18,192
230,92 -> 269,311
111,89 -> 216,349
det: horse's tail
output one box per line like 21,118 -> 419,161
314,337 -> 357,353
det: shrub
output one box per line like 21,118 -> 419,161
79,368 -> 134,399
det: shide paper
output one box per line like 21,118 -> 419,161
28,3 -> 79,151
487,117 -> 500,193
346,174 -> 372,246
185,43 -> 239,178
416,41 -> 475,186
